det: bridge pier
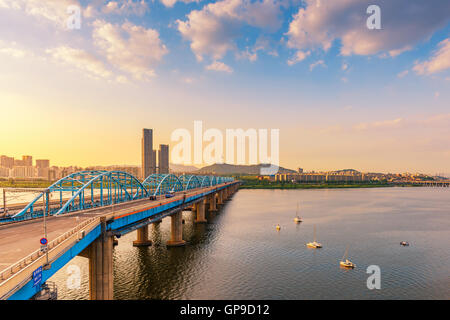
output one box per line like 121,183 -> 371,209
79,220 -> 114,300
217,190 -> 224,205
167,210 -> 186,247
133,225 -> 152,247
195,200 -> 207,223
208,194 -> 217,212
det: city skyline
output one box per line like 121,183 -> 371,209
0,1 -> 449,174
1,151 -> 448,178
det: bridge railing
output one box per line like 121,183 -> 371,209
0,216 -> 100,282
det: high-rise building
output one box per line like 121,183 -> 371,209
0,155 -> 14,169
158,144 -> 169,174
142,128 -> 155,179
36,159 -> 50,168
22,155 -> 33,166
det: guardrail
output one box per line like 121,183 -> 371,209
0,216 -> 100,282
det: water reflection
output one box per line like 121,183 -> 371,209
51,188 -> 450,300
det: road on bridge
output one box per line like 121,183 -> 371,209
0,185 -> 221,278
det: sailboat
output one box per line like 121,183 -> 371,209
339,246 -> 355,269
294,202 -> 302,223
306,225 -> 322,248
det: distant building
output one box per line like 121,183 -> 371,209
142,128 -> 155,179
158,144 -> 169,174
0,167 -> 10,177
36,159 -> 50,168
11,166 -> 35,178
22,155 -> 33,166
0,155 -> 14,169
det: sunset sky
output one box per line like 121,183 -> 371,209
0,0 -> 449,174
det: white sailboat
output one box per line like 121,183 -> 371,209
339,246 -> 355,269
306,225 -> 322,248
294,202 -> 302,223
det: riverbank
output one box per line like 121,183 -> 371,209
0,180 -> 52,189
237,179 -> 422,189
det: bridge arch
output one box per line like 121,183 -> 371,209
13,170 -> 148,218
143,174 -> 184,196
179,175 -> 202,191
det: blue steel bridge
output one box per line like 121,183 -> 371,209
0,170 -> 240,300
2,170 -> 233,223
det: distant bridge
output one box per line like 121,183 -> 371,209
390,180 -> 450,187
0,170 -> 240,300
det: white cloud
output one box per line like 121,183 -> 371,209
309,60 -> 325,71
102,0 -> 148,16
397,70 -> 409,78
0,42 -> 29,58
46,46 -> 112,79
93,20 -> 168,80
177,0 -> 282,61
160,0 -> 199,8
205,60 -> 233,73
286,0 -> 450,57
287,50 -> 309,66
353,118 -> 403,131
2,0 -> 81,28
413,38 -> 450,75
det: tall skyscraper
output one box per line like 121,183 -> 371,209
141,129 -> 155,179
151,150 -> 157,174
158,144 -> 169,174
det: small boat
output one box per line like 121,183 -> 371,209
400,241 -> 409,246
306,225 -> 322,248
294,202 -> 302,223
339,246 -> 355,269
276,224 -> 281,231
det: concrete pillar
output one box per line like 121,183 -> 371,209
167,210 -> 186,247
133,225 -> 152,247
84,233 -> 114,300
217,190 -> 223,205
195,200 -> 207,223
208,194 -> 217,212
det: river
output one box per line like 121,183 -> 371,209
49,187 -> 450,299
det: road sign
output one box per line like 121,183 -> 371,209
40,238 -> 48,245
32,266 -> 42,287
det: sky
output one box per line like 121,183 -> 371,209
0,0 -> 449,174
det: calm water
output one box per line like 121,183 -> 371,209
51,187 -> 450,300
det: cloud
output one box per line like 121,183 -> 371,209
0,42 -> 29,58
160,0 -> 199,8
93,20 -> 168,80
102,0 -> 148,16
353,118 -> 403,131
46,46 -> 112,79
309,60 -> 325,71
286,0 -> 450,57
0,0 -> 81,28
397,70 -> 409,78
413,38 -> 450,75
177,0 -> 282,61
205,60 -> 233,73
287,50 -> 310,66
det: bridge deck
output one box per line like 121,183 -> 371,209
0,184 -> 226,291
